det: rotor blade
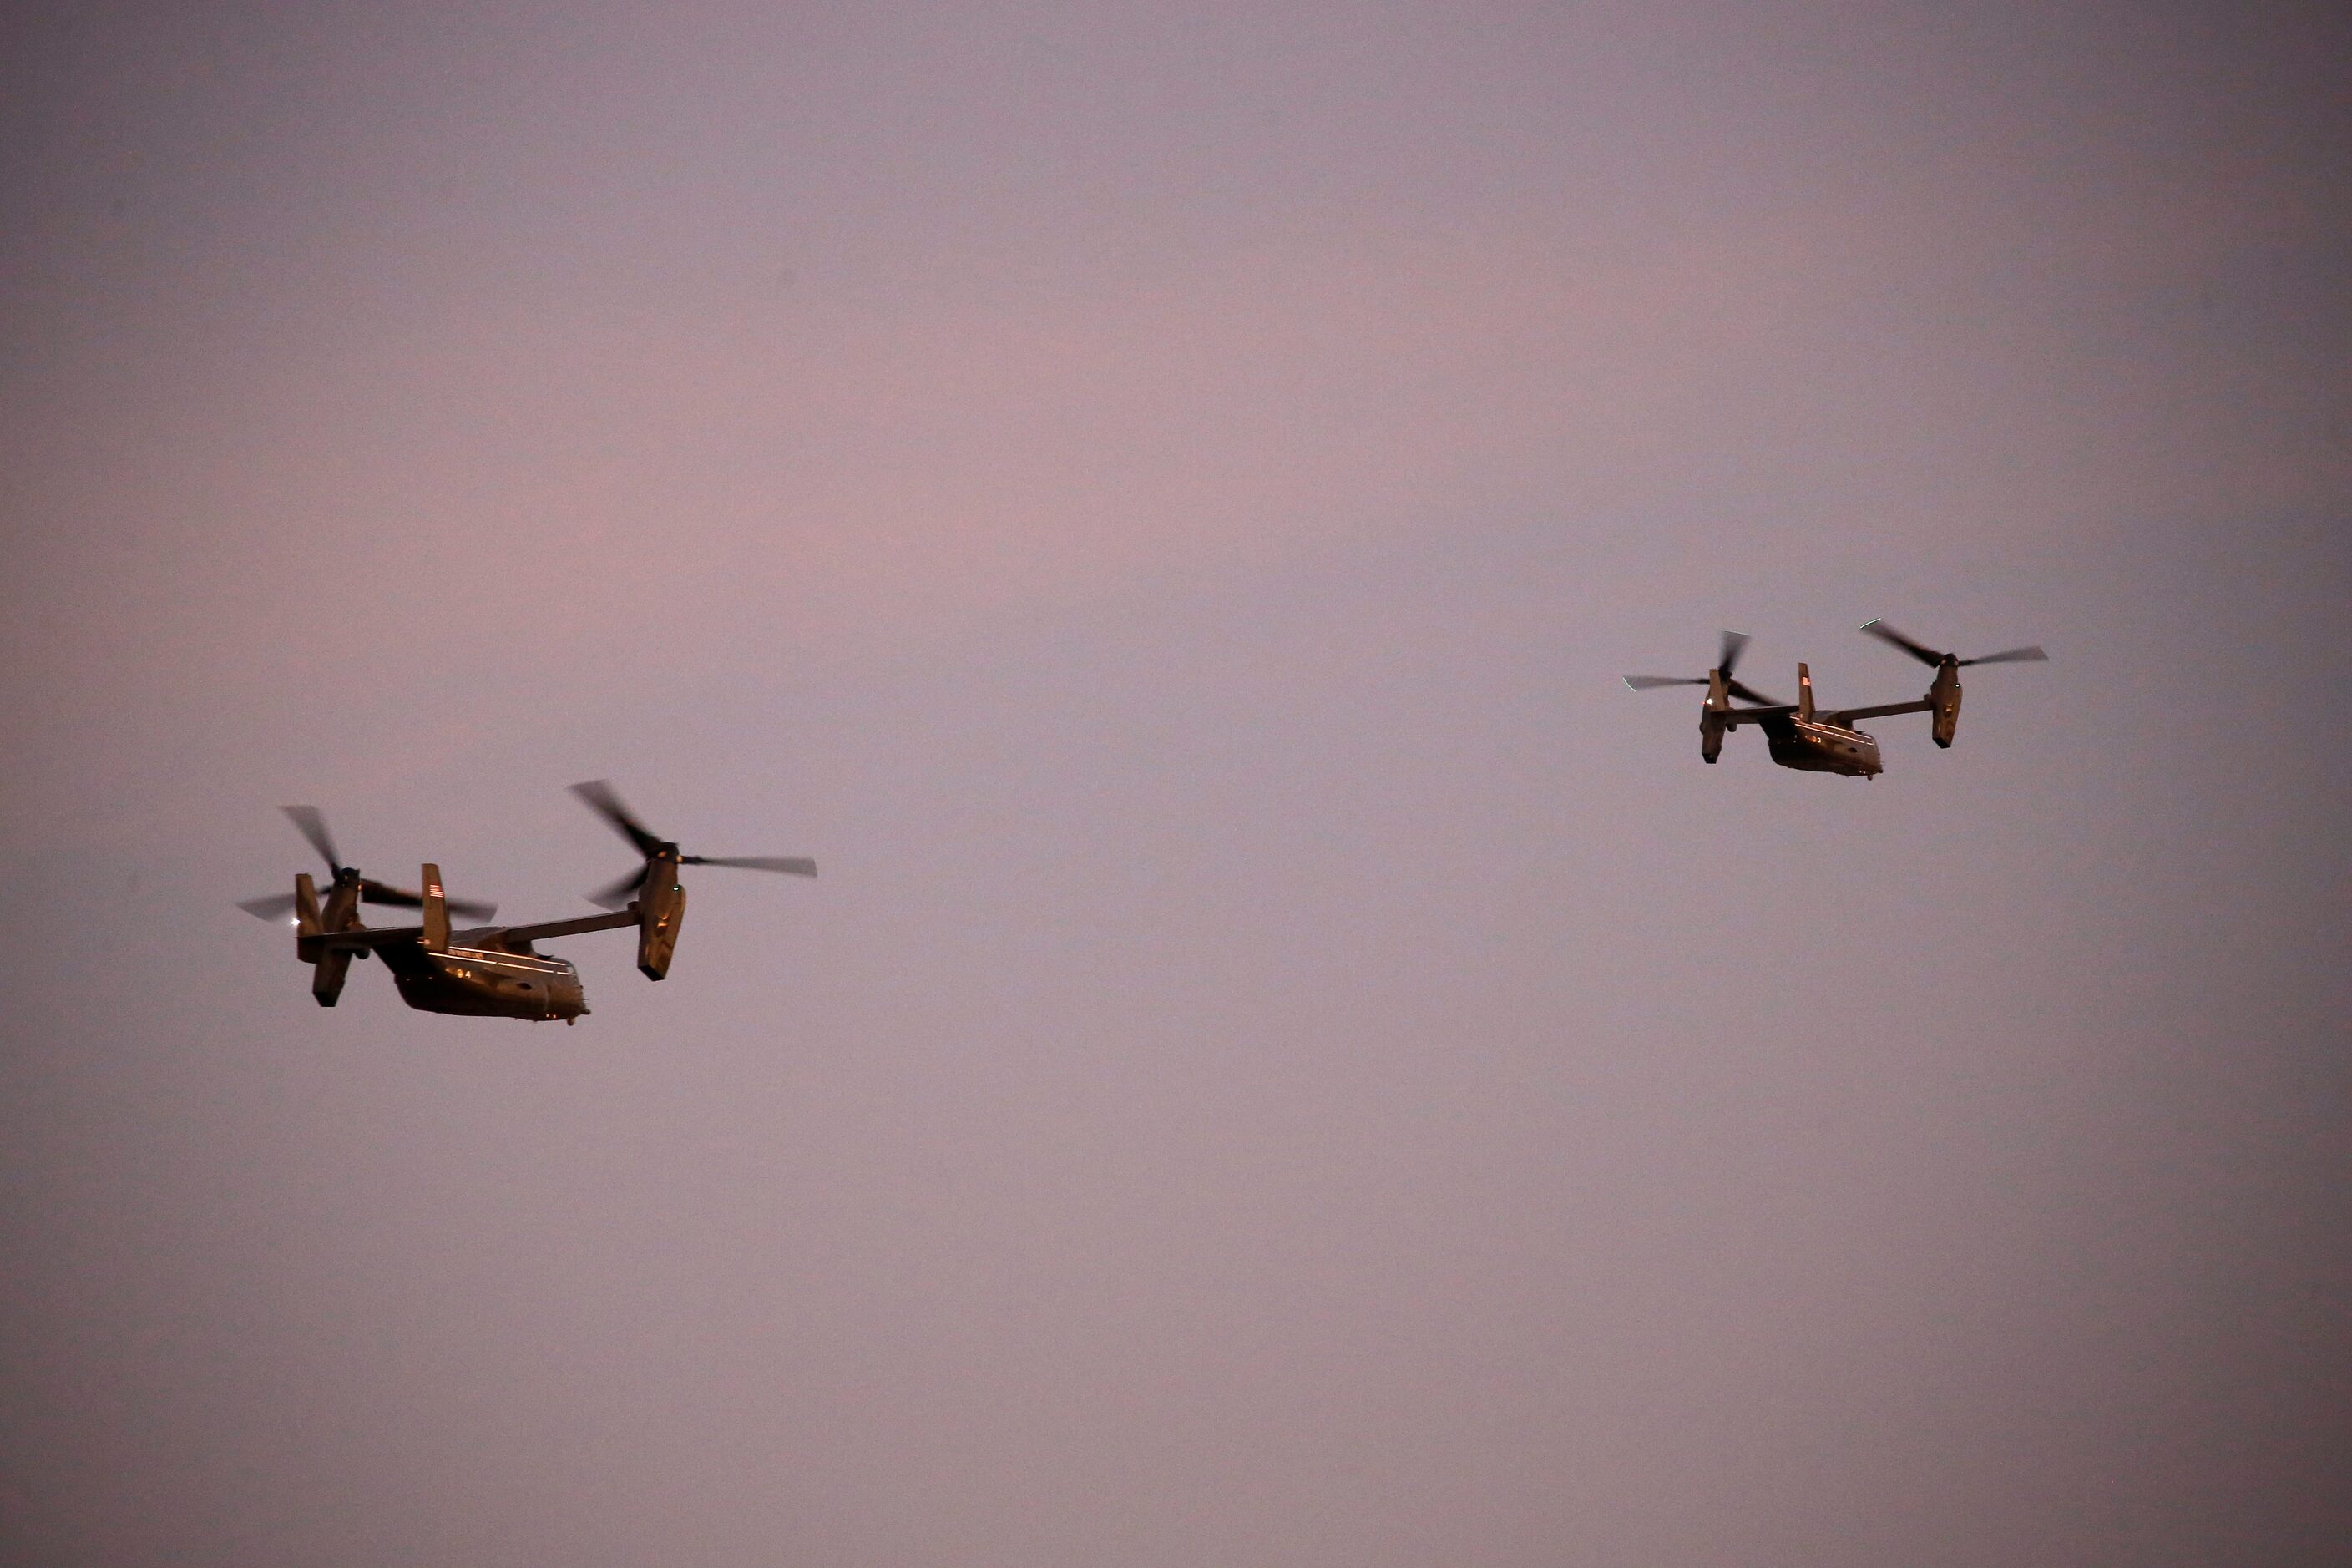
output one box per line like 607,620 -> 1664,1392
1624,675 -> 1707,690
1726,679 -> 1787,706
569,780 -> 664,857
1960,645 -> 2047,666
1717,630 -> 1750,677
681,855 -> 818,877
237,893 -> 299,921
281,806 -> 343,873
447,896 -> 499,922
1858,620 -> 1945,666
588,866 -> 648,909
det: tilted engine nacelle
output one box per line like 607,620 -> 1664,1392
636,848 -> 686,980
294,872 -> 325,964
311,948 -> 353,1006
1700,669 -> 1729,763
1930,662 -> 1962,748
292,870 -> 356,1005
565,780 -> 809,979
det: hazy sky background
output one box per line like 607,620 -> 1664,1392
3,3 -> 2347,1563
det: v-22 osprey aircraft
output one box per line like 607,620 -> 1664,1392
237,784 -> 816,1022
1623,622 -> 2047,778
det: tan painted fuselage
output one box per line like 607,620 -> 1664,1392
378,940 -> 590,1021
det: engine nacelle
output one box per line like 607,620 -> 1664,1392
636,850 -> 686,980
1700,668 -> 1730,763
294,868 -> 355,1002
311,948 -> 352,1006
295,872 -> 325,964
1930,665 -> 1962,748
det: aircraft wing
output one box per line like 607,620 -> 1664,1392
1717,705 -> 1796,728
475,910 -> 640,945
1821,698 -> 1933,724
319,925 -> 426,951
316,910 -> 639,951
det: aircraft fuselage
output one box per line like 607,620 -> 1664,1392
1759,714 -> 1883,777
376,939 -> 590,1021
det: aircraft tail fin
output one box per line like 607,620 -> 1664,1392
421,864 -> 449,953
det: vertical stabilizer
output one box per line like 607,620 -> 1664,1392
421,864 -> 449,953
1797,662 -> 1815,722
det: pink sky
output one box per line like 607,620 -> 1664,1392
3,3 -> 2347,1563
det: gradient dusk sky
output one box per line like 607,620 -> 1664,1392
3,3 -> 2348,1563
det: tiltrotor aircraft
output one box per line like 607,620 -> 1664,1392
1623,622 -> 2046,778
238,783 -> 816,1021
